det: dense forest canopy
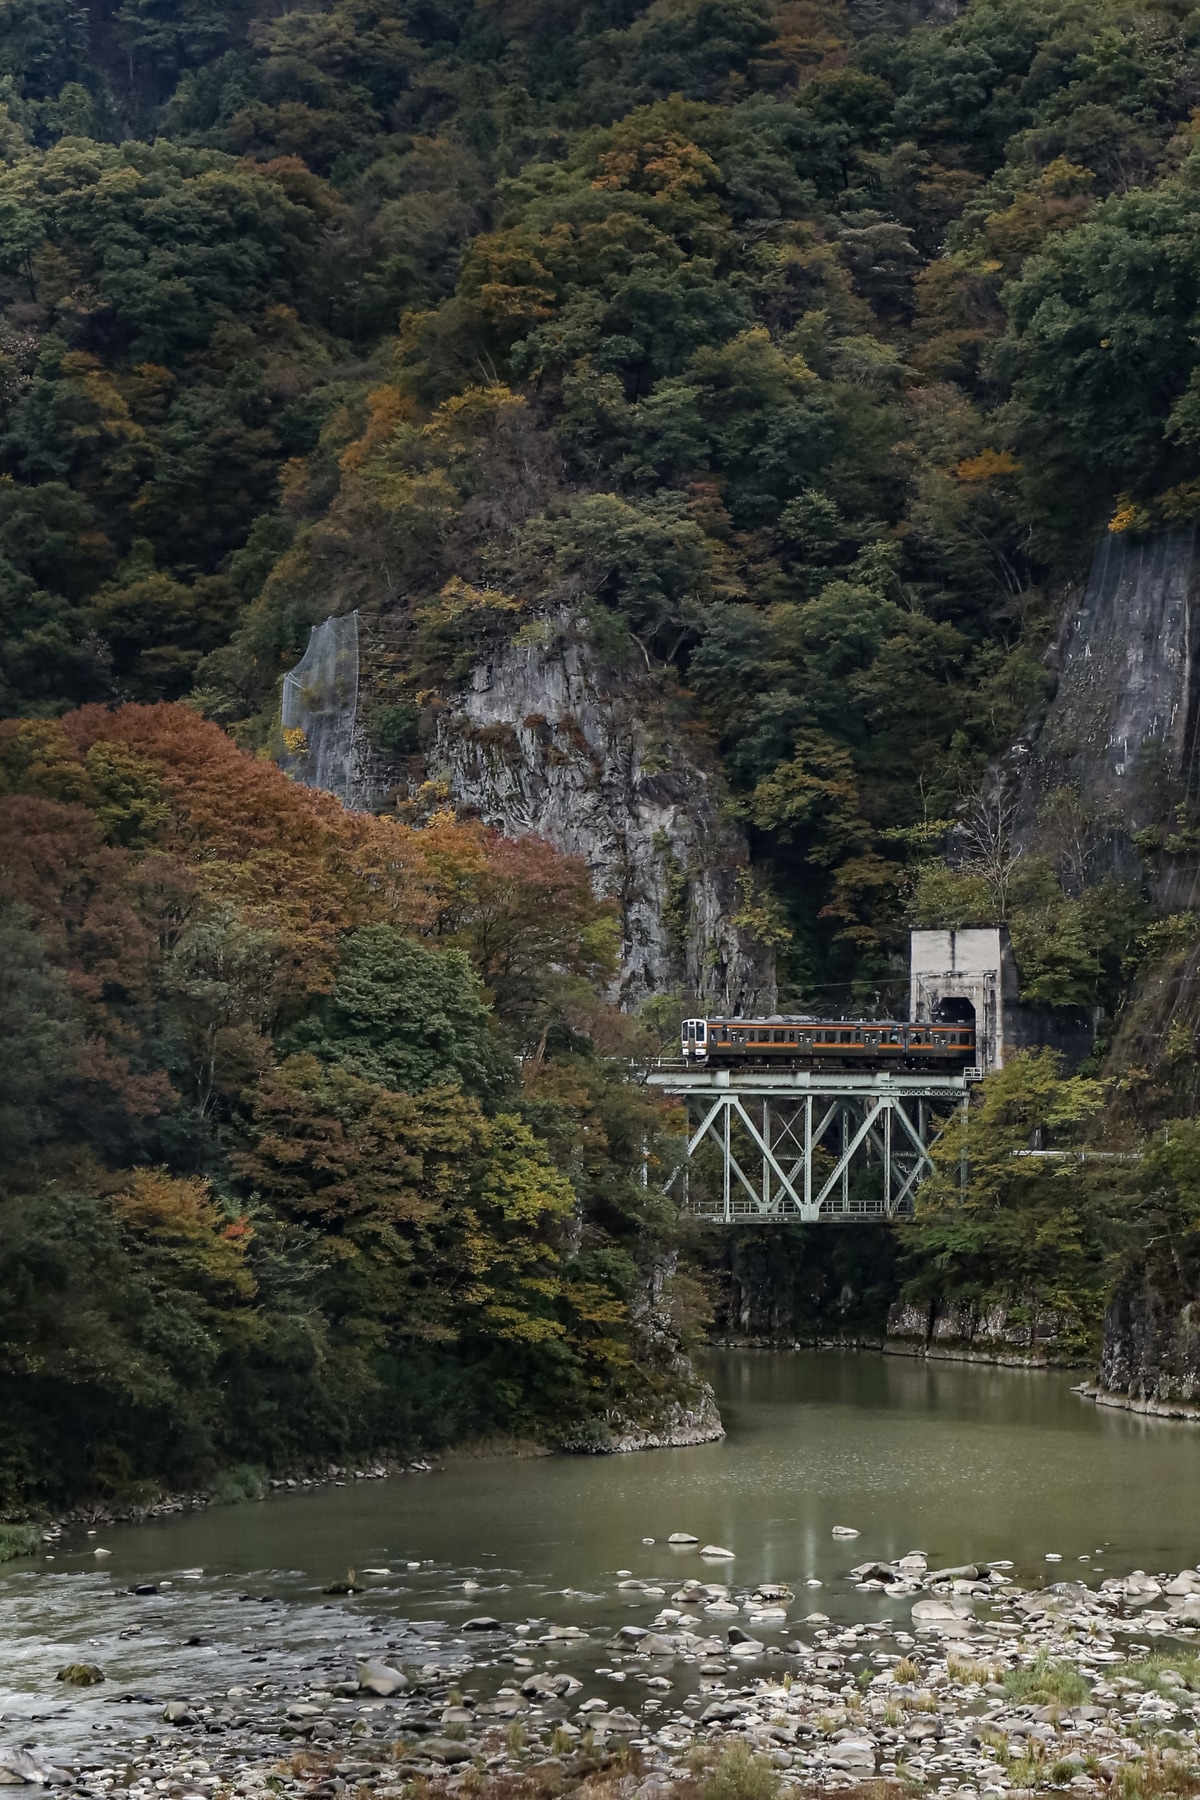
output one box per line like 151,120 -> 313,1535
8,0 -> 1200,1499
10,0 -> 1200,998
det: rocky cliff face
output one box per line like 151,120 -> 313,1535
1095,1285 -> 1200,1414
885,1298 -> 1081,1364
1013,525 -> 1200,894
711,1225 -> 901,1342
282,610 -> 773,1010
428,618 -> 773,1010
558,1247 -> 725,1452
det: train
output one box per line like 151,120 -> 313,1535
680,1015 -> 976,1070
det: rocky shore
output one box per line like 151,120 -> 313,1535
8,1462 -> 437,1544
11,1543 -> 1200,1800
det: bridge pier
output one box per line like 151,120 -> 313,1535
646,1067 -> 975,1223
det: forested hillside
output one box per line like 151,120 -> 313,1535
9,0 -> 1200,1497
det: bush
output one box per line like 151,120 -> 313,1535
0,1523 -> 41,1561
1004,1653 -> 1089,1706
208,1464 -> 268,1504
697,1744 -> 781,1800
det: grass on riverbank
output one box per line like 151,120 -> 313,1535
290,1741 -> 921,1800
0,1523 -> 40,1562
1109,1652 -> 1200,1695
1004,1654 -> 1090,1706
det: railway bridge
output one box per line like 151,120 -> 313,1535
647,1063 -> 973,1222
648,927 -> 1001,1224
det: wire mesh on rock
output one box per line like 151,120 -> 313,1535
280,612 -> 373,809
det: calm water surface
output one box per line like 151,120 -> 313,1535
6,1350 -> 1200,1749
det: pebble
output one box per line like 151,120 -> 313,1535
24,1540 -> 1200,1800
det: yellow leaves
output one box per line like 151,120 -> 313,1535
416,575 -> 522,628
1105,485 -> 1200,535
281,726 -> 308,755
478,1112 -> 576,1226
112,1168 -> 255,1300
458,229 -> 557,328
0,720 -> 169,845
955,448 -> 1021,483
1157,479 -> 1200,523
592,132 -> 721,203
422,383 -> 528,445
477,1304 -> 566,1343
57,351 -> 146,449
731,869 -> 793,949
338,385 -> 415,475
747,729 -> 864,857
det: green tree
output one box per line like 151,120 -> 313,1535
284,926 -> 512,1102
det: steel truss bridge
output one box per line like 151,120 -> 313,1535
646,1066 -> 976,1223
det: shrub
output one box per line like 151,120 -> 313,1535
697,1744 -> 780,1800
0,1523 -> 40,1562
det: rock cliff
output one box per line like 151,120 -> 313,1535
1013,524 -> 1200,899
427,618 -> 773,1010
1090,1284 -> 1200,1417
884,1298 -> 1081,1365
559,1247 -> 725,1452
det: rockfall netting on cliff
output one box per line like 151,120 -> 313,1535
279,611 -> 375,809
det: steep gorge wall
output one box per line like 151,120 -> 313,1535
427,622 -> 773,1011
1014,524 -> 1200,892
278,611 -> 773,1010
1092,1281 -> 1200,1417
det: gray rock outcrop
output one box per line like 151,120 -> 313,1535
428,618 -> 773,1010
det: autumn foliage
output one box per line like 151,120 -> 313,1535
0,706 -> 682,1504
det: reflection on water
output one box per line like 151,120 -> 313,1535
5,1349 -> 1200,1749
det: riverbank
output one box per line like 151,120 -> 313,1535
12,1543 -> 1200,1800
1,1457 -> 439,1552
1075,1380 -> 1200,1423
3,1401 -> 724,1543
711,1337 -> 1091,1370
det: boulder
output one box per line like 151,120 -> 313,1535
912,1597 -> 972,1622
700,1545 -> 735,1559
358,1661 -> 407,1696
462,1616 -> 503,1631
668,1533 -> 698,1544
851,1562 -> 900,1584
588,1709 -> 641,1733
56,1664 -> 104,1687
828,1739 -> 875,1770
0,1749 -> 69,1786
421,1740 -> 474,1764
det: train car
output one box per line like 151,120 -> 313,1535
680,1015 -> 976,1070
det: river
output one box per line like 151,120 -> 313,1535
6,1350 -> 1200,1758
